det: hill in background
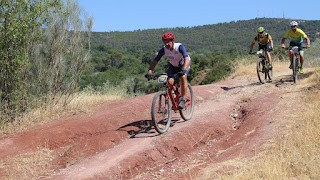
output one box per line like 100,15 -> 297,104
82,18 -> 320,92
91,18 -> 320,53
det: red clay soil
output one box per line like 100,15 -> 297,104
0,69 -> 308,179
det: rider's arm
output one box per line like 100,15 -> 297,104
280,37 -> 286,48
178,44 -> 191,70
148,48 -> 164,73
305,36 -> 311,48
268,35 -> 274,49
249,41 -> 255,53
148,60 -> 158,74
178,44 -> 189,58
281,31 -> 290,48
249,37 -> 257,53
183,56 -> 191,71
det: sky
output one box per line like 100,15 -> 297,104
77,0 -> 319,32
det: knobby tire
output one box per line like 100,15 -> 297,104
292,57 -> 299,83
179,84 -> 195,121
256,58 -> 272,84
151,91 -> 172,134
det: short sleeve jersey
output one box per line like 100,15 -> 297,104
253,33 -> 272,46
154,43 -> 190,67
283,28 -> 307,44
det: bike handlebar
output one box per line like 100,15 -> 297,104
281,46 -> 308,50
145,74 -> 159,81
145,72 -> 183,81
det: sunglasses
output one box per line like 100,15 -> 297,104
291,25 -> 297,28
163,39 -> 173,43
258,32 -> 264,34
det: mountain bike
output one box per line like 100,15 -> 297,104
251,49 -> 272,84
148,73 -> 195,134
283,46 -> 306,83
289,46 -> 301,83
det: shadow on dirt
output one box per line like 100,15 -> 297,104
221,82 -> 258,91
117,120 -> 155,138
117,118 -> 181,138
274,71 -> 314,87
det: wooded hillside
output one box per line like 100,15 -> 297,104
91,18 -> 320,53
82,18 -> 320,91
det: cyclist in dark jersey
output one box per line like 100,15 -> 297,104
249,26 -> 274,70
145,32 -> 191,109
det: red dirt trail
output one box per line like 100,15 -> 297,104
0,69 -> 308,179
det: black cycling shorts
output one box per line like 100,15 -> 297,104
289,42 -> 303,51
258,42 -> 272,52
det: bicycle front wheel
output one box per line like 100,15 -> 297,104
179,84 -> 195,121
266,63 -> 272,82
151,91 -> 172,134
256,58 -> 265,84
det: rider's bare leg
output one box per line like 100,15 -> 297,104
288,51 -> 293,61
300,54 -> 304,67
180,75 -> 187,98
288,50 -> 293,67
266,51 -> 272,65
168,78 -> 174,87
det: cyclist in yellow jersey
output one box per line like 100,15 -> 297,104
281,21 -> 311,74
249,27 -> 274,70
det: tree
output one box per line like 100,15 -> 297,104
0,0 -> 92,122
0,0 -> 59,121
28,0 -> 92,105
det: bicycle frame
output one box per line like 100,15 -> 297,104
167,79 -> 191,111
150,73 -> 195,134
167,83 -> 180,110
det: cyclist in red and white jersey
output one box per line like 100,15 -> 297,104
145,32 -> 191,109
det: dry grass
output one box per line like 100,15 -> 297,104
0,147 -> 54,179
229,57 -> 257,78
199,63 -> 320,179
0,86 -> 127,135
229,57 -> 289,79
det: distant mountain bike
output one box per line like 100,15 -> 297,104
147,73 -> 195,134
251,49 -> 272,84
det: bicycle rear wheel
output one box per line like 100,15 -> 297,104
151,91 -> 172,134
266,63 -> 272,82
179,84 -> 194,121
